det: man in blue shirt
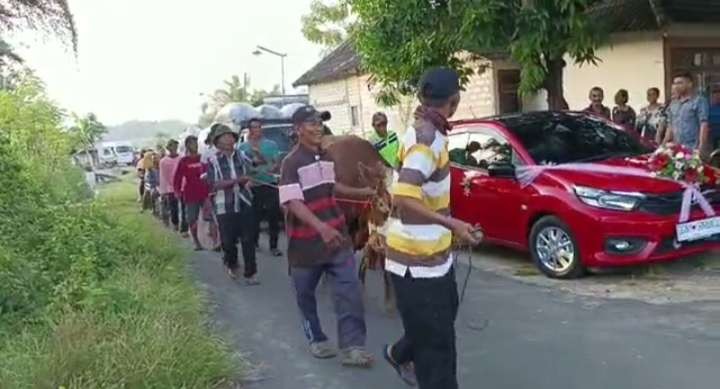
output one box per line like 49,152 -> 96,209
709,84 -> 720,150
663,72 -> 711,154
239,118 -> 283,256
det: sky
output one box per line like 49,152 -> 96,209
12,0 -> 324,126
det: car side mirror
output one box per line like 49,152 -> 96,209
488,163 -> 516,179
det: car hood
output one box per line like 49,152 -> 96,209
538,155 -> 698,194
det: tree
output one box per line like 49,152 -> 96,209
250,84 -> 281,106
0,0 -> 77,52
212,74 -> 249,107
301,0 -> 353,49
0,39 -> 22,90
197,75 -> 282,127
350,0 -> 607,110
69,113 -> 106,154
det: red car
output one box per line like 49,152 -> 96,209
449,111 -> 720,278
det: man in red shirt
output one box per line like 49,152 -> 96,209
174,135 -> 209,250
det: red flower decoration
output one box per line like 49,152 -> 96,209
649,154 -> 670,171
684,167 -> 699,184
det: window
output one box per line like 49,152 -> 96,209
350,106 -> 359,127
502,113 -> 646,165
449,128 -> 521,169
467,132 -> 517,169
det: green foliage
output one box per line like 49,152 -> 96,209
350,0 -> 606,108
301,0 -> 353,49
0,76 -> 238,387
68,112 -> 107,152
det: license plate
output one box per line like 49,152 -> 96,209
676,216 -> 720,242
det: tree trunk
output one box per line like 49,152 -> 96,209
544,57 -> 569,111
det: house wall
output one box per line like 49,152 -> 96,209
454,60 -> 498,119
308,77 -> 357,135
563,31 -> 666,112
307,59 -> 523,138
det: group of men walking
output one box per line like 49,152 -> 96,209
142,66 -> 481,388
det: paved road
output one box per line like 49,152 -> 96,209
188,237 -> 720,389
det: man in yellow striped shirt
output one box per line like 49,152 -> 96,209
382,67 -> 481,389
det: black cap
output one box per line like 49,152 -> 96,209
292,105 -> 324,124
418,67 -> 460,100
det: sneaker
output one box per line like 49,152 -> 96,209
310,341 -> 337,359
271,248 -> 283,257
245,275 -> 260,286
341,347 -> 374,368
383,344 -> 417,386
225,266 -> 238,280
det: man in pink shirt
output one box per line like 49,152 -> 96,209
159,139 -> 181,230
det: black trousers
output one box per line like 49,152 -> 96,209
390,268 -> 459,389
252,185 -> 281,249
179,199 -> 188,233
216,206 -> 257,278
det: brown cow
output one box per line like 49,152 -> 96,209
322,135 -> 395,312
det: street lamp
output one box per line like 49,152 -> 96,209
253,45 -> 287,95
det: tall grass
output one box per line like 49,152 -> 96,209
0,75 -> 239,388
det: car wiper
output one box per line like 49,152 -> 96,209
574,151 -> 636,163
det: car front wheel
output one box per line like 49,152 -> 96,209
529,216 -> 585,279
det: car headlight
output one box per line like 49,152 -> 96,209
573,186 -> 644,211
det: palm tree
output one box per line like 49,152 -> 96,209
212,74 -> 250,106
69,112 -> 107,168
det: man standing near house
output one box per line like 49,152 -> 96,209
206,124 -> 259,284
279,105 -> 376,368
662,72 -> 711,155
583,86 -> 611,119
709,84 -> 720,150
239,118 -> 283,257
368,112 -> 400,170
382,67 -> 481,389
159,139 -> 181,230
173,135 -> 209,250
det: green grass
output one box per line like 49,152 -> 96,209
0,181 -> 241,388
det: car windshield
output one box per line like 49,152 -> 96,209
115,146 -> 133,153
260,125 -> 293,154
503,113 -> 649,165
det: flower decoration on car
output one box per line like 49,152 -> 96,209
648,143 -> 711,185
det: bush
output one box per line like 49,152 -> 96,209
0,75 -> 238,387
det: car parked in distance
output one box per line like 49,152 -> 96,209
449,111 -> 720,278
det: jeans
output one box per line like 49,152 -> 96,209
252,185 -> 281,249
390,268 -> 459,389
290,249 -> 366,349
216,206 -> 257,278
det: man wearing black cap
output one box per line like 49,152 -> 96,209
383,68 -> 481,388
279,105 -> 376,367
205,124 -> 259,285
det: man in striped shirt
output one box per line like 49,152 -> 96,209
206,124 -> 258,285
382,68 -> 481,389
279,105 -> 376,368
